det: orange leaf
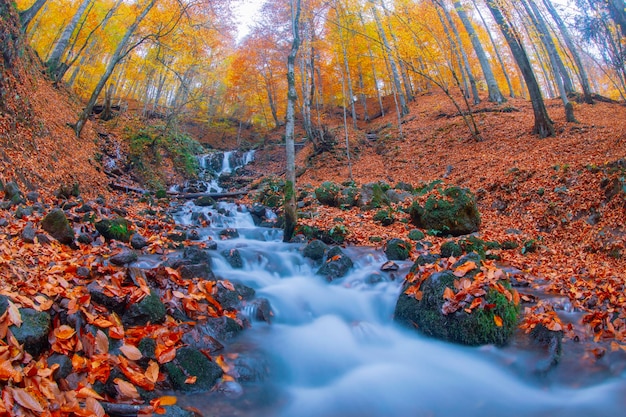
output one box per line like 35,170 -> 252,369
453,261 -> 476,277
77,387 -> 105,401
494,315 -> 503,327
120,344 -> 143,361
114,378 -> 141,400
85,397 -> 105,417
158,396 -> 177,406
145,361 -> 159,384
7,301 -> 21,327
55,325 -> 76,340
442,287 -> 455,300
157,346 -> 177,364
95,330 -> 109,354
10,387 -> 44,413
184,376 -> 197,384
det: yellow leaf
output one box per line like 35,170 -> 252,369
453,261 -> 477,277
77,387 -> 105,400
158,395 -> 177,406
493,315 -> 503,327
120,344 -> 143,361
7,301 -> 21,327
10,387 -> 44,413
184,376 -> 197,384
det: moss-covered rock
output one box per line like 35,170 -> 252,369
459,236 -> 501,260
302,239 -> 329,261
408,229 -> 425,241
317,246 -> 353,281
358,182 -> 391,209
373,209 -> 394,226
122,290 -> 166,327
394,270 -> 518,346
385,238 -> 411,261
163,347 -> 223,392
95,217 -> 132,242
41,208 -> 75,244
194,196 -> 215,207
10,308 -> 51,357
315,181 -> 341,207
409,186 -> 480,236
338,186 -> 359,208
221,248 -> 244,269
440,241 -> 462,257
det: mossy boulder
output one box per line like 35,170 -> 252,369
302,239 -> 329,261
385,238 -> 411,261
122,290 -> 166,327
358,182 -> 390,209
221,248 -> 244,269
3,181 -> 24,205
338,186 -> 359,208
317,246 -> 353,281
409,186 -> 480,236
408,229 -> 425,241
373,209 -> 394,226
10,308 -> 51,357
315,181 -> 341,207
394,270 -> 518,346
440,241 -> 462,258
95,217 -> 132,242
41,208 -> 75,244
194,196 -> 215,207
163,347 -> 223,392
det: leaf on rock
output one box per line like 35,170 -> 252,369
10,387 -> 44,413
494,315 -> 503,327
120,344 -> 143,361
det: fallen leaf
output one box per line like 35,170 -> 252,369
453,261 -> 477,277
120,344 -> 143,361
86,397 -> 106,417
10,387 -> 44,413
494,315 -> 503,327
114,378 -> 141,400
145,361 -> 159,384
95,330 -> 109,354
184,376 -> 197,384
443,287 -> 455,300
7,301 -> 21,328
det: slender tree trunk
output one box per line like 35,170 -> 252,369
19,0 -> 47,32
358,64 -> 370,122
541,0 -> 593,103
284,0 -> 301,243
439,1 -> 480,104
46,0 -> 93,81
358,11 -> 385,117
434,5 -> 470,98
370,2 -> 409,115
453,0 -> 504,103
75,0 -> 158,137
486,0 -> 554,137
470,0 -> 515,97
523,0 -> 577,122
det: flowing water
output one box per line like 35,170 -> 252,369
168,153 -> 626,417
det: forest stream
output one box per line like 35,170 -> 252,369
150,152 -> 626,417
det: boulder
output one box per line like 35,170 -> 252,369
48,353 -> 73,381
178,263 -> 214,281
219,228 -> 239,240
95,217 -> 132,242
122,290 -> 166,327
41,208 -> 75,244
163,347 -> 223,392
109,249 -> 138,266
394,269 -> 519,346
440,241 -> 462,258
3,181 -> 24,205
314,181 -> 341,207
317,246 -> 353,281
408,229 -> 425,241
130,233 -> 148,249
10,308 -> 51,357
194,196 -> 215,207
221,248 -> 244,269
409,186 -> 480,236
385,238 -> 411,261
357,182 -> 390,209
302,239 -> 329,261
183,246 -> 212,265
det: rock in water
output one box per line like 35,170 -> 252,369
164,347 -> 223,392
394,267 -> 518,346
409,186 -> 480,236
317,246 -> 354,281
41,208 -> 75,244
385,238 -> 411,260
302,239 -> 329,261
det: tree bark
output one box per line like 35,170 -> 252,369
485,0 -> 554,137
19,0 -> 47,32
541,0 -> 593,103
284,0 -> 301,243
46,0 -> 93,82
453,0 -> 505,103
75,0 -> 158,137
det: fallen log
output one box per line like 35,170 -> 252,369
109,183 -> 150,194
101,402 -> 143,416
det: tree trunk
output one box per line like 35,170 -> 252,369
523,0 -> 577,122
470,0 -> 515,97
485,0 -> 554,137
75,0 -> 158,137
439,1 -> 480,104
453,0 -> 504,103
46,0 -> 93,82
19,0 -> 47,32
370,3 -> 409,116
541,0 -> 593,103
358,11 -> 385,117
284,0 -> 301,243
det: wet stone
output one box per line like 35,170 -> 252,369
303,239 -> 329,261
178,263 -> 214,281
222,248 -> 244,269
130,233 -> 148,249
48,353 -> 72,381
109,249 -> 137,266
163,347 -> 223,392
21,222 -> 36,243
10,308 -> 51,357
122,290 -> 166,327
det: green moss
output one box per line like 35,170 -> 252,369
408,229 -> 425,241
373,209 -> 394,226
96,217 -> 132,242
410,186 -> 480,236
440,241 -> 462,257
315,181 -> 341,207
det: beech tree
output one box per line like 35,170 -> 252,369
284,0 -> 301,242
19,0 -> 47,32
485,0 -> 554,137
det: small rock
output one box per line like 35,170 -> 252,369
109,249 -> 138,266
317,246 -> 354,281
303,239 -> 329,261
48,353 -> 73,381
408,229 -> 425,241
88,282 -> 126,315
95,217 -> 132,242
163,347 -> 223,392
221,248 -> 244,269
246,298 -> 272,323
0,219 -> 8,227
41,208 -> 75,245
440,241 -> 462,258
10,308 -> 51,357
178,263 -> 214,280
130,233 -> 148,249
167,232 -> 187,242
381,261 -> 399,271
385,238 -> 411,261
14,205 -> 34,219
21,222 -> 36,243
219,228 -> 239,239
77,233 -> 93,244
183,246 -> 212,264
76,266 -> 90,278
3,181 -> 23,204
122,290 -> 166,327
194,196 -> 215,207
